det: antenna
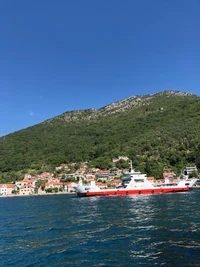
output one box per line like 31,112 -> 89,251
130,160 -> 133,172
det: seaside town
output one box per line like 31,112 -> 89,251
0,156 -> 199,197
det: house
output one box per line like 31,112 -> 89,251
110,179 -> 121,187
24,174 -> 32,179
183,166 -> 198,176
38,172 -> 53,180
16,180 -> 26,188
96,181 -> 107,189
155,179 -> 164,184
112,156 -> 129,163
147,176 -> 155,183
96,170 -> 111,181
45,181 -> 63,190
15,178 -> 36,195
16,178 -> 36,187
76,167 -> 86,174
0,184 -> 17,195
19,185 -> 35,195
163,168 -> 176,180
22,178 -> 36,186
86,167 -> 100,174
55,164 -> 70,171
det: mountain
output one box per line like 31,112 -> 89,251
1,90 -> 200,182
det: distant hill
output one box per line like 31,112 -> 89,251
1,90 -> 200,182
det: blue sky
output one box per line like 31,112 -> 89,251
0,0 -> 200,136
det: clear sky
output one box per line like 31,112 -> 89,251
0,0 -> 200,136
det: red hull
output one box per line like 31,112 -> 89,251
78,187 -> 189,197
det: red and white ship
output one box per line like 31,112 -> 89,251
74,162 -> 197,197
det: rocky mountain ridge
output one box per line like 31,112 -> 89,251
47,90 -> 195,123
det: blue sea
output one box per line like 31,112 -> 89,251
0,189 -> 200,267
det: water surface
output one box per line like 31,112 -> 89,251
0,189 -> 200,266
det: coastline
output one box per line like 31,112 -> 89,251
0,192 -> 76,198
1,186 -> 199,198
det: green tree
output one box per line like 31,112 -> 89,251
145,158 -> 151,175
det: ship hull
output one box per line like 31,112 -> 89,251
76,187 -> 189,197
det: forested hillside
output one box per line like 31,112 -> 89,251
1,90 -> 200,182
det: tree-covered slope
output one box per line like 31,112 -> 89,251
1,90 -> 200,182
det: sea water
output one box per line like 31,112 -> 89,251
0,189 -> 200,266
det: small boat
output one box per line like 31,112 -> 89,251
73,161 -> 197,197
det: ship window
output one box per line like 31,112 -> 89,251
85,187 -> 90,190
135,179 -> 144,183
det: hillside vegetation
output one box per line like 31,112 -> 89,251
1,90 -> 200,182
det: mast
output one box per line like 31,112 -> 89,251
130,160 -> 134,173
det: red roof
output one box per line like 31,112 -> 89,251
111,179 -> 121,183
147,176 -> 155,181
0,184 -> 15,188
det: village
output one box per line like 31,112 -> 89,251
0,156 -> 198,197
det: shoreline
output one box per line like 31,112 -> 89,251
0,192 -> 76,198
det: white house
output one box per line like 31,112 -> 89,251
0,184 -> 16,195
